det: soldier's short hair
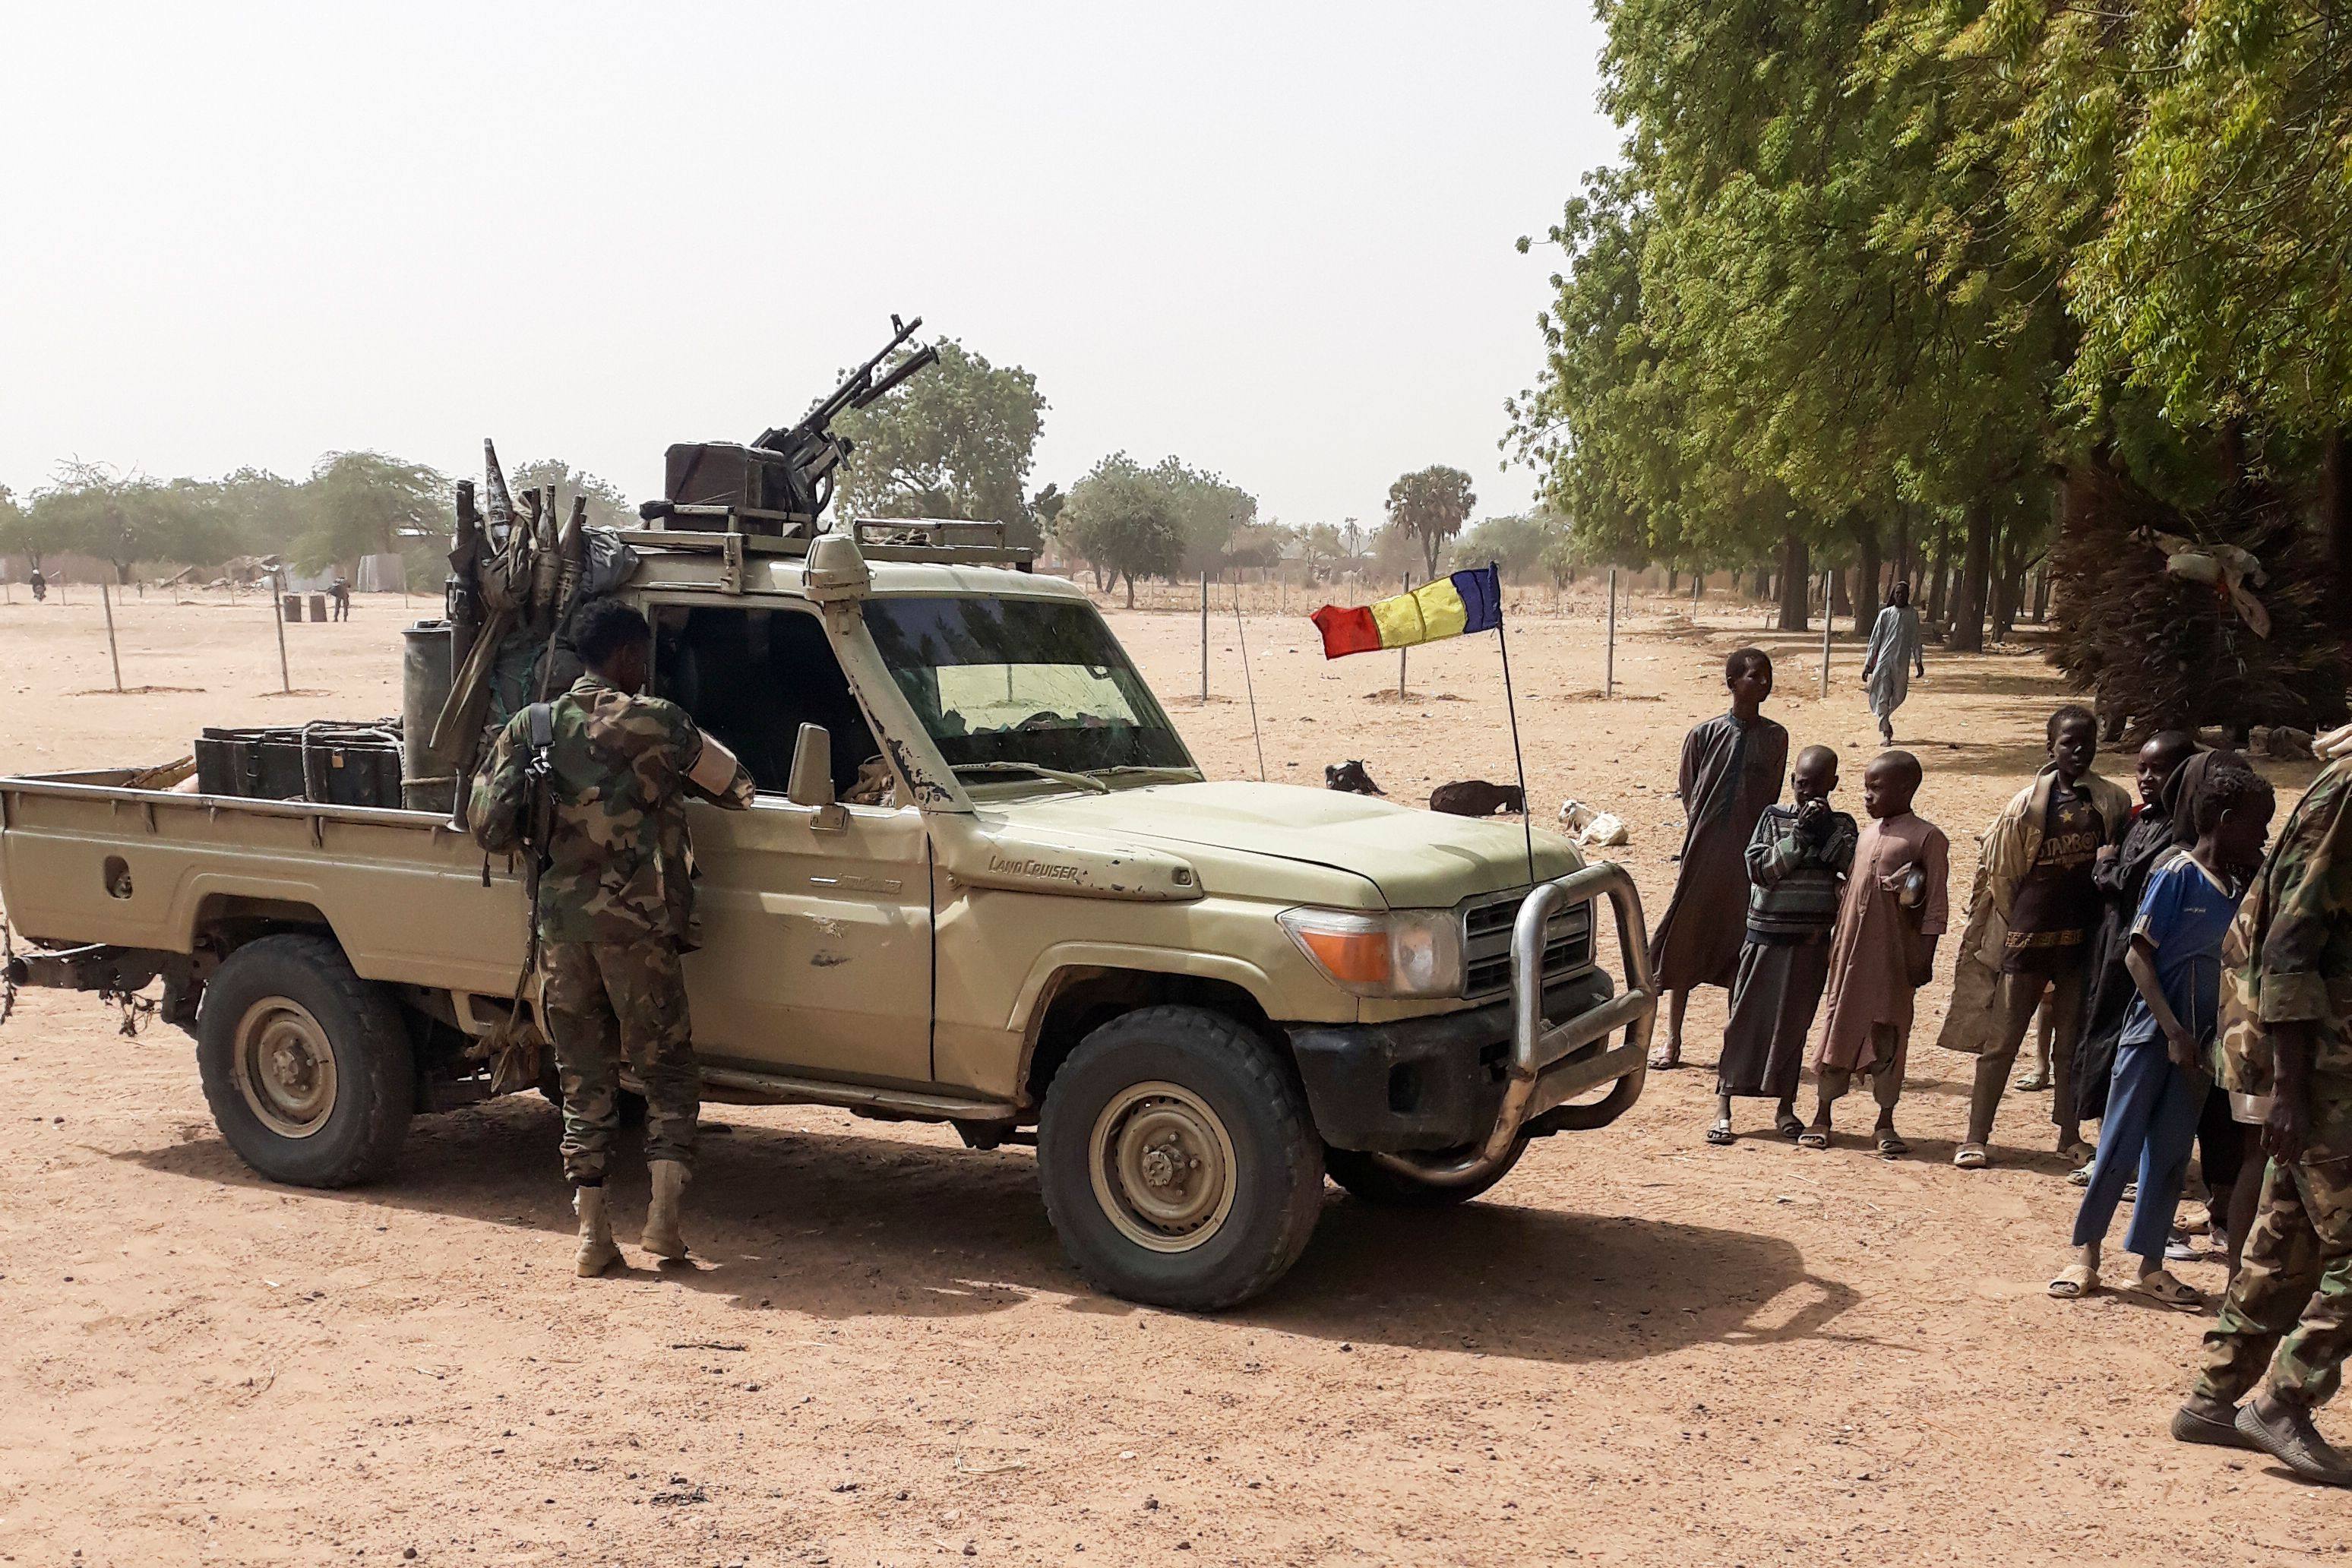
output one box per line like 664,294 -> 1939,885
1724,647 -> 1772,684
2192,759 -> 2275,836
574,599 -> 653,667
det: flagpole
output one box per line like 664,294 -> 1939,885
1491,561 -> 1537,889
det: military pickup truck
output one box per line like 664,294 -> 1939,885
0,522 -> 1655,1309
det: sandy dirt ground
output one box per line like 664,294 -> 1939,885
0,581 -> 2341,1566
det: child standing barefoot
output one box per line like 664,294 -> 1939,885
1649,648 -> 1788,1069
1807,752 -> 1949,1153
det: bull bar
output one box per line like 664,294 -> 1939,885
1369,861 -> 1657,1187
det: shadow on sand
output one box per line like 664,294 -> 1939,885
117,1095 -> 1862,1367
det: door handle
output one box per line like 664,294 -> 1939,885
809,874 -> 903,894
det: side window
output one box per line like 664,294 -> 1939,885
650,605 -> 883,797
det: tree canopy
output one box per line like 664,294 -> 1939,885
508,459 -> 634,535
831,338 -> 1048,545
1385,466 -> 1476,577
1054,454 -> 1184,607
1509,0 -> 2352,721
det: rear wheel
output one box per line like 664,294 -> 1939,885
1037,1005 -> 1323,1311
1324,1136 -> 1528,1207
196,934 -> 413,1187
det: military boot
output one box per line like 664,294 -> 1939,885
642,1159 -> 690,1262
574,1185 -> 621,1277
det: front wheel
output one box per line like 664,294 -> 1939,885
196,934 -> 413,1187
1036,1005 -> 1323,1311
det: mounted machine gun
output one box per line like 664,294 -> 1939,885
646,314 -> 940,537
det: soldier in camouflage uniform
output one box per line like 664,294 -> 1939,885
2173,734 -> 2352,1486
471,598 -> 754,1276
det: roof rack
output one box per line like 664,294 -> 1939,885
616,514 -> 1035,569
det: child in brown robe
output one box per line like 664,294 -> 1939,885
1806,751 -> 1949,1154
1649,647 -> 1788,1068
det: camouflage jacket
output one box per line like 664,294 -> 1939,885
2214,758 -> 2352,1159
470,675 -> 753,947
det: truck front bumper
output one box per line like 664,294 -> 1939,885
1286,861 -> 1658,1158
1288,969 -> 1639,1152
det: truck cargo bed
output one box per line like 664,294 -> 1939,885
0,770 -> 527,997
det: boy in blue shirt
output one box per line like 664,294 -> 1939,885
2051,760 -> 2275,1306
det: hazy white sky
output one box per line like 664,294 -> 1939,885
0,2 -> 1614,527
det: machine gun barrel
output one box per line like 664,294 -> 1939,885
753,314 -> 935,451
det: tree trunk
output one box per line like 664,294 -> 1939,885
2031,564 -> 2050,624
1892,507 -> 1912,595
1851,511 -> 1881,633
1776,533 -> 1810,631
1947,502 -> 1993,653
2325,432 -> 2352,630
1665,567 -> 1679,594
1750,564 -> 1771,599
1927,521 -> 1952,626
1830,567 -> 1852,619
1122,571 -> 1135,609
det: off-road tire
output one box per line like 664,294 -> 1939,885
196,934 -> 413,1187
1037,1004 -> 1323,1311
1324,1135 -> 1528,1207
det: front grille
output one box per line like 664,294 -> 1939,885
1460,888 -> 1594,999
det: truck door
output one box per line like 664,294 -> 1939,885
650,601 -> 933,1086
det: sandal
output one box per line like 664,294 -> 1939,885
2061,1140 -> 2098,1168
2014,1067 -> 2050,1092
1775,1111 -> 1806,1141
1649,1048 -> 1683,1071
2129,1270 -> 2204,1311
1953,1143 -> 1990,1169
1797,1128 -> 1831,1150
2066,1164 -> 2091,1187
1705,1119 -> 1734,1146
2049,1262 -> 2098,1299
1875,1129 -> 1911,1157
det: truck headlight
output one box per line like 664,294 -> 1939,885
1277,907 -> 1463,998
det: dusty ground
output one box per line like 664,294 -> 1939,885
0,581 -> 2341,1566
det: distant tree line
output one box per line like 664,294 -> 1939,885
0,453 -> 631,593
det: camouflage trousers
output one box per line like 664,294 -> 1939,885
2194,1154 -> 2352,1410
540,940 -> 700,1185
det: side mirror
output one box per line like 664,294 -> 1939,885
787,723 -> 836,809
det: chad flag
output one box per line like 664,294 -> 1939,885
1310,564 -> 1503,659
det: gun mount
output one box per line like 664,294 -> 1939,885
647,315 -> 940,539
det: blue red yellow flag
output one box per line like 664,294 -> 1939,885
1309,564 -> 1502,659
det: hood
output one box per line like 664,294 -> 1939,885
995,779 -> 1582,909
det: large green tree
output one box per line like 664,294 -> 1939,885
1515,0 -> 2350,721
830,338 -> 1048,545
1055,455 -> 1184,607
296,451 -> 445,573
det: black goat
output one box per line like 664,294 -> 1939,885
1324,760 -> 1385,795
1429,779 -> 1526,817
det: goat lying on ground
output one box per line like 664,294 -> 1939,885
1324,760 -> 1385,795
1429,779 -> 1526,817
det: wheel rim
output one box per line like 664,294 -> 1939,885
231,996 -> 338,1138
1087,1080 -> 1238,1253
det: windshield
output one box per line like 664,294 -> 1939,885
862,595 -> 1197,780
